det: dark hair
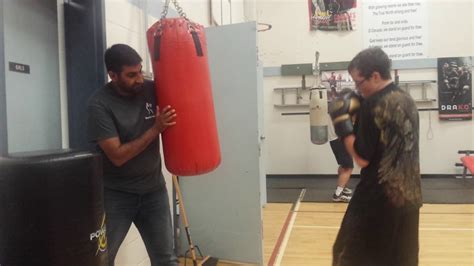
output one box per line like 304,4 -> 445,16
104,44 -> 142,73
348,47 -> 392,80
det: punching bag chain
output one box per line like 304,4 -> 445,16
312,51 -> 325,89
161,0 -> 189,21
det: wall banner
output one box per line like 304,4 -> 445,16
437,57 -> 472,121
309,0 -> 357,31
362,0 -> 428,60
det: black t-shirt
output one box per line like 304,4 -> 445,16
353,82 -> 422,209
87,80 -> 164,194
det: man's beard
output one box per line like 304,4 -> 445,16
117,82 -> 144,96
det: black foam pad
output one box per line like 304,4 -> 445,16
0,149 -> 107,266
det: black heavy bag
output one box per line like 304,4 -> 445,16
0,150 -> 107,266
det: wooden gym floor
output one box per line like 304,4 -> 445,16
263,202 -> 474,266
180,201 -> 473,266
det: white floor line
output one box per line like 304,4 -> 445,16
274,189 -> 306,266
294,225 -> 339,229
419,228 -> 474,231
294,225 -> 474,231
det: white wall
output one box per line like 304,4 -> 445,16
258,0 -> 474,175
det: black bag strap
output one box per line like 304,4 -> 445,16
153,0 -> 203,61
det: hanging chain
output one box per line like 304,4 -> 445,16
313,51 -> 325,89
172,0 -> 188,20
157,0 -> 197,34
161,0 -> 189,21
427,110 -> 434,140
160,0 -> 170,19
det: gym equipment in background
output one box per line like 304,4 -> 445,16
0,150 -> 107,266
309,88 -> 329,144
309,51 -> 329,144
456,150 -> 474,178
146,0 -> 221,176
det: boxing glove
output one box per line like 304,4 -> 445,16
329,91 -> 362,138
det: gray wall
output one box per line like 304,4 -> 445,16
3,0 -> 61,153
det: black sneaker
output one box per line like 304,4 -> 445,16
332,192 -> 351,202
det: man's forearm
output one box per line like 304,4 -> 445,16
343,134 -> 369,168
100,127 -> 160,167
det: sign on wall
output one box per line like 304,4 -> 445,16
309,0 -> 357,31
362,0 -> 428,59
437,57 -> 472,121
9,62 -> 30,74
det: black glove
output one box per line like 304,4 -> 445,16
329,91 -> 362,138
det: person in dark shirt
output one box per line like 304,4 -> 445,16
87,44 -> 178,266
329,47 -> 422,266
328,88 -> 356,203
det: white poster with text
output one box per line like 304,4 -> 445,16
363,0 -> 428,59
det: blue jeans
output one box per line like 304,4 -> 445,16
104,186 -> 178,266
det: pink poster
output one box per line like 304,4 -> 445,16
321,70 -> 355,100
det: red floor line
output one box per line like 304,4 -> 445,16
267,207 -> 294,266
267,188 -> 306,266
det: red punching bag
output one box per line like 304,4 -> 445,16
146,2 -> 221,176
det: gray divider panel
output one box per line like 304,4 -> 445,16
3,0 -> 61,153
0,1 -> 7,155
178,22 -> 263,264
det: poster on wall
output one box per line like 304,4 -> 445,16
321,70 -> 355,100
437,57 -> 472,121
362,0 -> 428,60
309,0 -> 357,31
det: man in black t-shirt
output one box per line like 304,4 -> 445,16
329,47 -> 422,266
87,44 -> 178,266
328,88 -> 356,203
